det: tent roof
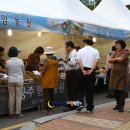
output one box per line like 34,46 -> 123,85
121,0 -> 130,5
0,0 -> 130,39
94,0 -> 130,30
0,0 -> 121,29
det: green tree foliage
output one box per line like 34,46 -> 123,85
80,0 -> 102,10
127,6 -> 130,10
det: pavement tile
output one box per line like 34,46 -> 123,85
62,115 -> 122,129
76,104 -> 130,122
114,121 -> 130,130
40,119 -> 101,130
37,100 -> 130,130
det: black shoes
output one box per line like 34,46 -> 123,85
113,106 -> 124,112
118,108 -> 124,112
76,106 -> 93,113
76,106 -> 84,112
113,106 -> 119,110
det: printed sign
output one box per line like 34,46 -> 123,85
0,80 -> 67,114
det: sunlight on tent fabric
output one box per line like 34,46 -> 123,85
94,0 -> 130,30
121,0 -> 130,5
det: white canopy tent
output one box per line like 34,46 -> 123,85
94,0 -> 130,31
0,0 -> 120,28
0,0 -> 130,39
121,0 -> 130,5
0,0 -> 130,63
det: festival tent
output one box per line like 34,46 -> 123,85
0,0 -> 129,39
0,0 -> 118,28
0,0 -> 130,66
94,0 -> 130,31
121,0 -> 130,5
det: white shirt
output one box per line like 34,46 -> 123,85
65,49 -> 78,71
76,46 -> 100,68
6,57 -> 25,83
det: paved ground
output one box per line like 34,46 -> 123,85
0,91 -> 116,130
34,99 -> 130,130
0,89 -> 129,130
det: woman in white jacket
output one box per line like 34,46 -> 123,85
6,46 -> 24,119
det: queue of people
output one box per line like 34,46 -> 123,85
0,38 -> 130,119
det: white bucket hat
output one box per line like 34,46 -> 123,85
44,46 -> 55,54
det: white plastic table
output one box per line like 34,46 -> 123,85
95,73 -> 106,86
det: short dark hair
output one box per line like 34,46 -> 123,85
115,40 -> 126,49
75,46 -> 81,51
65,41 -> 75,48
0,47 -> 4,53
8,46 -> 20,57
112,45 -> 117,51
34,47 -> 44,54
83,39 -> 94,46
